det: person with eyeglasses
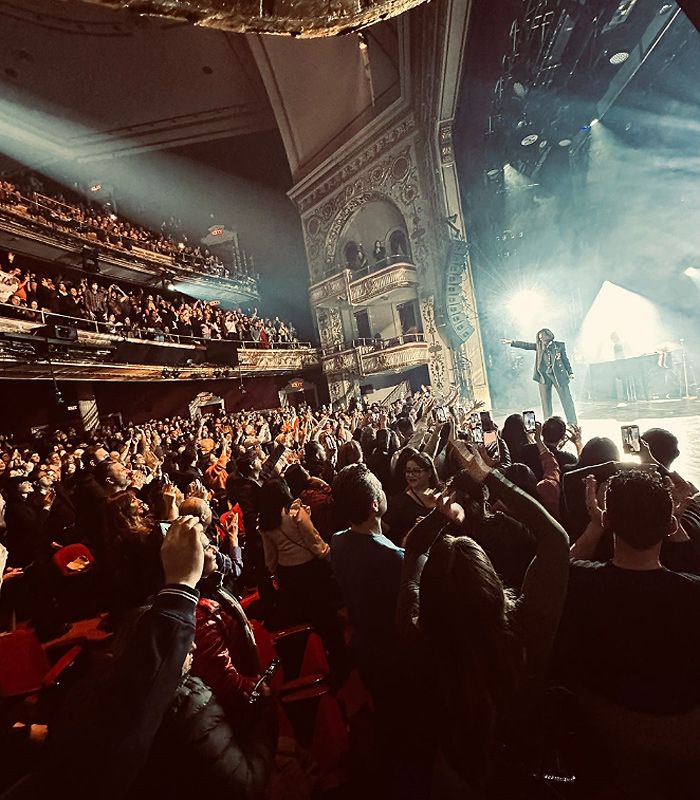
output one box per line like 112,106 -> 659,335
382,452 -> 441,547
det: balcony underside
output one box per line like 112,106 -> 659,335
0,214 -> 259,308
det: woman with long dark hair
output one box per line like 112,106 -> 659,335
501,414 -> 529,465
398,444 -> 569,797
383,452 -> 440,547
103,489 -> 163,620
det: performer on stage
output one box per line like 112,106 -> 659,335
501,328 -> 578,423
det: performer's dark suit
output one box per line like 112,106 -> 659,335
511,339 -> 577,423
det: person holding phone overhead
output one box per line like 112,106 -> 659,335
502,328 -> 577,424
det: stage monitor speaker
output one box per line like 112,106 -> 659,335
33,322 -> 78,342
81,245 -> 100,274
205,340 -> 239,367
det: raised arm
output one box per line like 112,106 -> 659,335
484,469 -> 569,675
508,340 -> 537,351
397,497 -> 463,644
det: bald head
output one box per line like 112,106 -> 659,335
179,497 -> 213,528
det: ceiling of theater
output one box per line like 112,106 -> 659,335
0,0 -> 404,180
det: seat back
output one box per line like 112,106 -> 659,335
0,630 -> 50,697
53,543 -> 95,576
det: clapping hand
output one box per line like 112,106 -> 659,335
187,479 -> 209,500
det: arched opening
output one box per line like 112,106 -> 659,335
343,241 -> 360,269
336,198 -> 411,271
389,228 -> 410,258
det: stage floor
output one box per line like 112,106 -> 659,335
496,397 -> 700,486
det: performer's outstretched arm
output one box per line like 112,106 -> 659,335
501,338 -> 537,351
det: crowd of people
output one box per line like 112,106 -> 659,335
0,387 -> 698,799
0,252 -> 301,347
0,176 -> 258,287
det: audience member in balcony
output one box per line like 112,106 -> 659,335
83,281 -> 107,322
373,240 -> 387,265
356,243 -> 368,271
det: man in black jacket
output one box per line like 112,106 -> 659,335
503,327 -> 577,424
3,516 -> 204,799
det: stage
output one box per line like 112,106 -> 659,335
496,397 -> 700,486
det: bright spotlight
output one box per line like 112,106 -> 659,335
590,118 -> 600,126
558,138 -> 572,147
507,288 -> 545,323
684,267 -> 698,277
520,133 -> 539,146
609,51 -> 630,65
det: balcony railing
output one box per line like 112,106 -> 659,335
310,257 -> 418,308
321,333 -> 428,377
0,192 -> 259,297
322,254 -> 411,280
0,303 -> 312,351
321,333 -> 425,356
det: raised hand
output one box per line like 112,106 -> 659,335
160,515 -> 205,588
434,489 -> 466,526
224,512 -> 239,548
584,474 -> 606,528
449,440 -> 492,483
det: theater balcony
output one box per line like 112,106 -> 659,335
0,307 -> 319,382
0,196 -> 260,308
321,333 -> 429,378
309,256 -> 418,308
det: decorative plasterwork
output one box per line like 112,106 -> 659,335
321,349 -> 361,377
438,120 -> 454,166
293,115 -> 418,213
309,272 -> 351,308
295,114 -> 437,287
420,295 -> 449,391
310,262 -> 418,307
361,341 -> 429,375
349,263 -> 417,305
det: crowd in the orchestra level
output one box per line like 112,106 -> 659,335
0,252 -> 301,347
1,387 -> 699,799
0,176 -> 258,286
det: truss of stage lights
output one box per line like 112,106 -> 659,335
483,0 -> 662,182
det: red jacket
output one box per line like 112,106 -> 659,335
192,595 -> 259,719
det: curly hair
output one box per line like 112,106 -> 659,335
606,469 -> 673,549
